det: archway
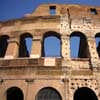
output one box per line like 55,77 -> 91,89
19,33 -> 33,57
0,35 -> 9,57
95,33 -> 100,57
7,87 -> 24,100
70,32 -> 89,58
36,87 -> 62,100
42,31 -> 61,57
74,87 -> 98,100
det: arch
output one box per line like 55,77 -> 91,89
95,33 -> 100,57
0,35 -> 9,57
70,31 -> 89,58
19,33 -> 33,57
6,87 -> 24,100
74,87 -> 98,100
42,31 -> 61,57
36,87 -> 62,100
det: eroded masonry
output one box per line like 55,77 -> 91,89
0,4 -> 100,100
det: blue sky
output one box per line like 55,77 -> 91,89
0,0 -> 100,21
0,0 -> 100,57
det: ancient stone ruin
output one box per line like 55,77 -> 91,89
0,3 -> 100,100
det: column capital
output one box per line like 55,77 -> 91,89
25,79 -> 34,84
8,37 -> 19,45
87,37 -> 95,41
33,35 -> 42,41
61,35 -> 69,39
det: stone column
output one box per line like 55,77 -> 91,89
5,37 -> 19,59
25,79 -> 34,100
88,37 -> 99,68
88,37 -> 99,59
0,80 -> 5,100
61,35 -> 70,59
30,36 -> 42,58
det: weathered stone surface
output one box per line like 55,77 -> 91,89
0,4 -> 100,100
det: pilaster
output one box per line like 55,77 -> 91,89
61,35 -> 70,59
88,36 -> 99,68
5,37 -> 19,59
30,36 -> 42,58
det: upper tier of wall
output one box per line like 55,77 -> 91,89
0,4 -> 100,37
31,4 -> 100,17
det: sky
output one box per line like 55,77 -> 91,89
0,0 -> 100,21
0,0 -> 100,58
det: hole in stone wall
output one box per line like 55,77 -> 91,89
7,87 -> 23,100
90,8 -> 97,15
42,31 -> 61,57
19,33 -> 32,57
70,32 -> 90,58
49,6 -> 56,15
0,35 -> 9,57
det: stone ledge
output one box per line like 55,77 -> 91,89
0,58 -> 91,69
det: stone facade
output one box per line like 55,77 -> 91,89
0,3 -> 100,100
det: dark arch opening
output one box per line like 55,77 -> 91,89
95,33 -> 100,57
36,87 -> 62,100
42,31 -> 61,57
19,33 -> 33,57
7,87 -> 24,100
0,35 -> 9,57
74,87 -> 98,100
70,32 -> 89,58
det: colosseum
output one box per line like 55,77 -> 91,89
0,3 -> 100,100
